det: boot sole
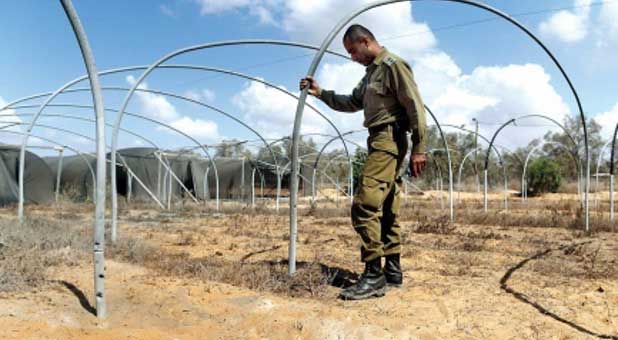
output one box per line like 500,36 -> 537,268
339,287 -> 386,300
386,282 -> 402,288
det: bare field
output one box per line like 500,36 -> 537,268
0,193 -> 617,339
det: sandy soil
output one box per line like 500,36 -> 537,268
0,194 -> 617,339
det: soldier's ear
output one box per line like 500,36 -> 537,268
360,37 -> 370,48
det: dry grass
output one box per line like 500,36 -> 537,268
109,239 -> 335,299
0,211 -> 335,299
529,242 -> 618,280
0,217 -> 89,294
3,188 -> 617,304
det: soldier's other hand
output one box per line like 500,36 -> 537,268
300,76 -> 321,96
409,152 -> 427,178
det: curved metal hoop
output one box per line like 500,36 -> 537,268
288,0 -> 590,274
522,141 -> 579,201
58,0 -> 107,318
107,41 -> 354,242
484,114 -> 580,170
0,129 -> 96,187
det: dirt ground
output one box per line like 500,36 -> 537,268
0,192 -> 617,339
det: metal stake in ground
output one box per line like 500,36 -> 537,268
59,0 -> 107,318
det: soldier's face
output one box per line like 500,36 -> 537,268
344,38 -> 372,66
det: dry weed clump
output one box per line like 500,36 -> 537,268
459,230 -> 508,240
110,237 -> 334,298
408,210 -> 455,235
439,252 -> 483,277
304,205 -> 349,219
529,242 -> 618,280
0,217 -> 89,293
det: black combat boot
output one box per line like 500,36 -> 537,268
384,254 -> 402,287
339,258 -> 386,300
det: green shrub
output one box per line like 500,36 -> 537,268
527,157 -> 563,196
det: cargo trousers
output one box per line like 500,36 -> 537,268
352,123 -> 408,262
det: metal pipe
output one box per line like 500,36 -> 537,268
241,157 -> 245,201
157,160 -> 162,199
167,165 -> 173,209
55,147 -> 64,202
108,40 -> 356,243
611,174 -> 614,222
503,164 -> 508,211
0,130 -> 96,190
424,106 -> 454,222
457,147 -> 482,203
214,160 -> 220,211
204,167 -> 210,202
609,123 -> 618,224
1,120 -> 166,210
1,110 -> 171,213
441,124 -> 506,210
127,171 -> 132,204
288,0 -> 588,234
276,168 -> 281,212
595,138 -> 613,208
154,152 -> 199,204
484,169 -> 488,212
59,0 -> 107,318
522,141 -> 579,202
252,167 -> 256,207
291,0 -> 587,273
311,168 -> 317,203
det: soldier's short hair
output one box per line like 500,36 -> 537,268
343,24 -> 376,43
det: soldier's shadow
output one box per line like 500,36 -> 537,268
315,262 -> 359,288
264,260 -> 359,289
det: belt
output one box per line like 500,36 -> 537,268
368,121 -> 404,135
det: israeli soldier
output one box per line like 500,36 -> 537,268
300,24 -> 427,300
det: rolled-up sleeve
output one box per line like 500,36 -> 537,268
389,61 -> 427,154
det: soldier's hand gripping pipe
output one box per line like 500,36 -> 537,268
300,24 -> 428,300
299,76 -> 321,96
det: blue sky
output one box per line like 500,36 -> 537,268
1,0 -> 617,156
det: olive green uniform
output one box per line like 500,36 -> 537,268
318,48 -> 427,262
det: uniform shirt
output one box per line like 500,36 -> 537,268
318,48 -> 427,154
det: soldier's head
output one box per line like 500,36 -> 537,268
343,24 -> 381,66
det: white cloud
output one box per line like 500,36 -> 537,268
213,1 -> 572,150
598,0 -> 618,47
318,62 -> 365,94
183,90 -> 202,102
281,0 -> 436,59
170,117 -> 220,140
126,76 -> 220,142
233,81 -> 328,138
432,64 -> 571,148
192,0 -> 435,58
193,0 -> 252,14
0,96 -> 22,141
126,75 -> 179,122
594,102 -> 618,140
539,0 -> 592,43
183,88 -> 216,103
68,135 -> 92,147
251,5 -> 277,25
160,4 -> 178,18
315,54 -> 570,148
412,52 -> 462,103
202,89 -> 216,102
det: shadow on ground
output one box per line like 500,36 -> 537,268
57,280 -> 96,316
500,241 -> 618,340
